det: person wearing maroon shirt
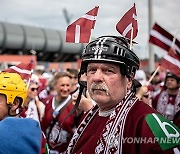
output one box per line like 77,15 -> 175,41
152,72 -> 180,121
66,36 -> 180,154
41,72 -> 82,153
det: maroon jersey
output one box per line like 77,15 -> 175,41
152,93 -> 176,109
69,101 -> 178,154
152,90 -> 180,121
41,96 -> 80,153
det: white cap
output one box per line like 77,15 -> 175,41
42,72 -> 53,80
135,70 -> 147,86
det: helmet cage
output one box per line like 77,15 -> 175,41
80,36 -> 139,78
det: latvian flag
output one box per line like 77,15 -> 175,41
161,47 -> 180,78
66,6 -> 99,43
2,62 -> 34,82
116,3 -> 138,40
149,23 -> 180,55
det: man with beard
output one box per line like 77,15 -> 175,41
67,36 -> 180,154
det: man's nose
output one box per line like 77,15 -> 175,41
63,86 -> 70,91
92,69 -> 103,82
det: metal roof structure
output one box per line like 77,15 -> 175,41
0,21 -> 86,62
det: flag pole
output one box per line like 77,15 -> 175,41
130,27 -> 134,50
148,0 -> 154,73
170,34 -> 178,50
170,30 -> 180,52
26,69 -> 34,88
27,50 -> 36,88
146,65 -> 160,86
172,36 -> 176,47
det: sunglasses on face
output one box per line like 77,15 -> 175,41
30,88 -> 38,92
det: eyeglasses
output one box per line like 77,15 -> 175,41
30,88 -> 38,92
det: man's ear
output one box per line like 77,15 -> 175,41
127,77 -> 133,90
11,98 -> 21,111
178,81 -> 180,87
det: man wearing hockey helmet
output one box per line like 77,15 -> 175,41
67,36 -> 180,154
152,72 -> 180,121
0,72 -> 27,120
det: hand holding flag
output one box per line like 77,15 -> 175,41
66,6 -> 99,43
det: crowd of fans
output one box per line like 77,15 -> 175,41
16,66 -> 178,153
0,65 -> 179,153
20,68 -> 94,153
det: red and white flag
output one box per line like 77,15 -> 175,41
161,47 -> 180,78
66,6 -> 99,43
149,23 -> 180,55
116,3 -> 138,40
3,62 -> 34,81
66,25 -> 91,43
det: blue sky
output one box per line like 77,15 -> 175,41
0,0 -> 179,59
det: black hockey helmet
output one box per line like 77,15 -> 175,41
165,72 -> 180,83
79,35 -> 140,78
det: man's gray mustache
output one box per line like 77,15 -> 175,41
90,83 -> 109,95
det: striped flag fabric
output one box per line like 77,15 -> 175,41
116,3 -> 138,40
66,6 -> 99,43
66,25 -> 91,43
161,47 -> 180,78
149,23 -> 180,55
2,62 -> 34,82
